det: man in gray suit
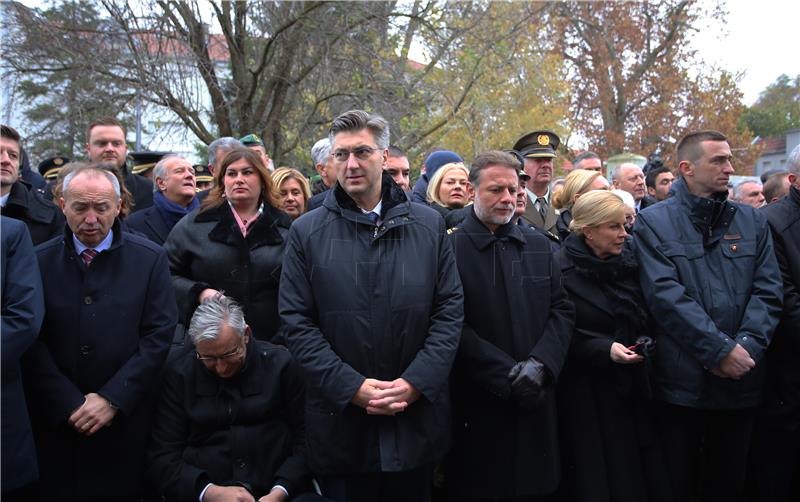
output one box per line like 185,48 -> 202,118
512,130 -> 561,239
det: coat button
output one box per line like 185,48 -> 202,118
237,458 -> 246,469
731,244 -> 738,252
84,296 -> 93,305
80,345 -> 90,355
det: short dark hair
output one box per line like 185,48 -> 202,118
328,110 -> 390,149
763,172 -> 789,202
645,165 -> 671,189
387,145 -> 406,158
676,130 -> 727,164
572,151 -> 600,169
87,116 -> 126,142
469,151 -> 519,187
1,124 -> 21,143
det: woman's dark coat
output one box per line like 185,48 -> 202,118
147,339 -> 311,501
446,208 -> 575,498
555,234 -> 671,502
165,203 -> 291,341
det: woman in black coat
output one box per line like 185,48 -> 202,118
165,147 -> 291,343
555,190 -> 671,502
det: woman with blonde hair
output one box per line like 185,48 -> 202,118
165,146 -> 292,342
426,161 -> 471,227
271,167 -> 312,220
552,169 -> 609,240
555,189 -> 670,502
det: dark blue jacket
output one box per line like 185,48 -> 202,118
633,177 -> 783,409
279,172 -> 463,474
24,221 -> 177,499
126,205 -> 172,245
1,217 -> 44,491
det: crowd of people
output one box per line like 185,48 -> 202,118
1,109 -> 798,502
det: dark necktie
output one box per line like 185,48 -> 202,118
537,197 -> 548,219
81,249 -> 98,267
365,212 -> 379,225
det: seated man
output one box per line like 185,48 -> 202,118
148,296 -> 324,502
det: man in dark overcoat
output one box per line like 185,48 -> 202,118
279,110 -> 463,502
750,144 -> 800,502
24,164 -> 177,501
2,217 -> 44,500
445,151 -> 574,501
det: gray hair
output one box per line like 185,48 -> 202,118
787,144 -> 800,175
188,294 -> 247,345
572,151 -> 600,170
733,179 -> 762,200
151,154 -> 179,193
328,110 -> 390,150
207,137 -> 241,168
611,162 -> 641,181
311,138 -> 332,167
63,165 -> 121,198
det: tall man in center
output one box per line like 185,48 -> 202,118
447,151 -> 574,501
279,110 -> 464,502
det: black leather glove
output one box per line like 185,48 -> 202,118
508,357 -> 549,409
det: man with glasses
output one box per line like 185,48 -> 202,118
148,295 -> 325,502
280,109 -> 463,502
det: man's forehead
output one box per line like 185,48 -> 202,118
89,125 -> 125,140
701,140 -> 731,154
0,137 -> 20,150
333,129 -> 376,147
166,158 -> 192,170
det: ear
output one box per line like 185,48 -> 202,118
678,160 -> 693,178
788,172 -> 797,187
572,192 -> 581,203
244,325 -> 252,340
207,163 -> 215,175
381,148 -> 388,168
612,179 -> 621,188
156,177 -> 167,192
59,196 -> 67,212
647,186 -> 656,197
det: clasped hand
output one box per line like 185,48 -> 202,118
352,378 -> 420,415
508,357 -> 548,409
68,393 -> 117,436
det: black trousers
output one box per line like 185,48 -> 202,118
656,402 -> 755,502
749,421 -> 800,502
318,464 -> 432,502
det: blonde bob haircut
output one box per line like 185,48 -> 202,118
569,190 -> 627,234
552,169 -> 606,211
426,162 -> 469,207
271,167 -> 312,210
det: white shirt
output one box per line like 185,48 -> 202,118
0,192 -> 9,207
73,229 -> 114,256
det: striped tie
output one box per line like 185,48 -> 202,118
81,249 -> 98,267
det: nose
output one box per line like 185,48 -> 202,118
0,150 -> 9,164
85,210 -> 98,225
722,161 -> 735,174
346,152 -> 360,169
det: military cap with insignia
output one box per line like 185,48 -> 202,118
239,133 -> 264,147
194,164 -> 213,183
37,155 -> 70,180
512,130 -> 561,159
129,151 -> 172,175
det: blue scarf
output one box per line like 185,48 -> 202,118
153,191 -> 199,229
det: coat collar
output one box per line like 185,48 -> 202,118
323,171 -> 410,223
460,206 -> 526,251
195,202 -> 289,248
671,177 -> 737,245
194,337 -> 263,397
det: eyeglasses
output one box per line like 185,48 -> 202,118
196,343 -> 245,363
331,146 -> 380,163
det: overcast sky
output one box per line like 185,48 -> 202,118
693,0 -> 800,105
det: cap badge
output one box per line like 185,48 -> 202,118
537,134 -> 550,146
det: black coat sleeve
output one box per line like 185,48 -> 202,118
271,355 -> 311,497
457,323 -> 516,400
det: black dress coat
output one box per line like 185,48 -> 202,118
1,218 -> 44,492
760,186 -> 800,430
148,339 -> 312,501
165,203 -> 291,341
279,173 -> 464,474
126,205 -> 173,245
24,222 -> 177,500
446,208 -> 575,498
555,234 -> 671,502
1,180 -> 64,245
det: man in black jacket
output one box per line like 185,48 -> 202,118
24,164 -> 177,501
85,116 -> 153,213
633,130 -> 783,502
148,295 -> 325,502
279,110 -> 463,502
751,144 -> 800,502
1,125 -> 64,244
446,151 -> 574,501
